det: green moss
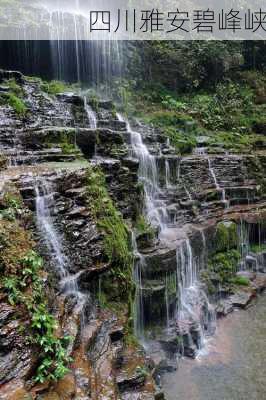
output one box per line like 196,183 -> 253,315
7,93 -> 27,116
40,80 -> 69,95
135,215 -> 155,237
43,128 -> 78,153
4,78 -> 24,97
231,276 -> 250,286
86,166 -> 133,289
250,243 -> 266,253
0,78 -> 27,116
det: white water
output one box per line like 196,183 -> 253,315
35,179 -> 86,316
119,115 -> 215,349
132,232 -> 146,340
176,238 -> 216,351
208,158 -> 219,190
126,119 -> 168,232
165,159 -> 172,189
207,157 -> 229,207
84,96 -> 97,129
194,147 -> 207,156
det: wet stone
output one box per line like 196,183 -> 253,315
230,291 -> 255,308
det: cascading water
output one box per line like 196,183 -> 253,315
122,115 -> 216,350
84,96 -> 97,129
176,239 -> 216,352
127,120 -> 168,232
207,157 -> 229,207
35,178 -> 86,318
165,159 -> 171,189
132,232 -> 145,340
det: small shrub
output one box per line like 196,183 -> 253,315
231,276 -> 250,286
1,244 -> 72,383
4,78 -> 24,97
41,80 -> 70,95
7,93 -> 27,116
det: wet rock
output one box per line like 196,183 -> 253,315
252,273 -> 266,292
0,380 -> 28,400
0,69 -> 23,83
230,291 -> 255,308
156,357 -> 177,373
41,393 -> 60,400
116,370 -> 146,393
55,373 -> 76,399
109,326 -> 124,342
216,299 -> 234,317
236,271 -> 256,281
154,392 -> 165,400
67,206 -> 88,218
157,329 -> 180,354
245,254 -> 259,271
0,303 -> 35,385
57,93 -> 84,106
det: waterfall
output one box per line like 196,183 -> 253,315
132,232 -> 145,340
208,157 -> 219,190
119,115 -> 216,351
127,120 -> 168,232
165,159 -> 171,189
84,96 -> 97,129
176,239 -> 216,352
35,179 -> 86,317
207,157 -> 229,206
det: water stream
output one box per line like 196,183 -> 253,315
207,157 -> 229,208
162,294 -> 266,400
35,178 -> 86,319
84,96 -> 97,129
120,116 -> 215,348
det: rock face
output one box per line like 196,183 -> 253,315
0,303 -> 35,385
1,71 -> 266,399
0,75 -> 155,399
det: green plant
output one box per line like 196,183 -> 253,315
2,276 -> 21,305
3,193 -> 22,209
250,243 -> 266,253
86,166 -> 133,301
0,207 -> 16,221
208,249 -> 241,286
4,78 -> 24,97
86,166 -> 132,271
41,80 -> 70,96
231,276 -> 250,286
135,365 -> 149,377
135,215 -> 154,237
6,93 -> 27,116
30,304 -> 72,383
1,248 -> 71,383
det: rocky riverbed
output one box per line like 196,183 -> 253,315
162,293 -> 266,400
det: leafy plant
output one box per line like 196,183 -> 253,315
6,93 -> 27,116
41,80 -> 71,96
2,276 -> 21,305
231,276 -> 250,286
1,247 -> 72,383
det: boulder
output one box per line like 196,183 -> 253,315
0,69 -> 23,83
216,299 -> 234,317
230,291 -> 255,308
116,370 -> 146,393
55,373 -> 76,400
